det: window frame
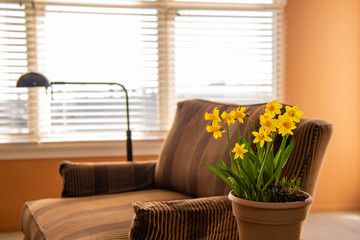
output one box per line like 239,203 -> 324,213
0,0 -> 285,160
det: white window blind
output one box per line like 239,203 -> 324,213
38,5 -> 162,141
173,8 -> 280,103
0,0 -> 284,143
0,2 -> 29,142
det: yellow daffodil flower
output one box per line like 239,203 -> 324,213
265,100 -> 283,118
232,143 -> 248,160
206,121 -> 222,139
205,107 -> 221,123
259,114 -> 278,134
233,106 -> 246,123
277,114 -> 296,136
203,101 -> 304,203
285,106 -> 304,123
221,110 -> 235,125
252,128 -> 272,147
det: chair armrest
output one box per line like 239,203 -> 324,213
129,196 -> 238,240
59,160 -> 157,197
283,118 -> 333,196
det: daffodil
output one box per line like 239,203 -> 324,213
206,121 -> 222,139
204,101 -> 304,203
252,128 -> 272,147
265,100 -> 282,118
285,106 -> 303,123
232,143 -> 248,160
221,110 -> 235,125
205,107 -> 221,123
259,114 -> 278,134
277,114 -> 296,136
233,106 -> 246,123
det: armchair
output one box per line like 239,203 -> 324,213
21,99 -> 332,240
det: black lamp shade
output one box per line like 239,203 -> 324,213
16,72 -> 51,88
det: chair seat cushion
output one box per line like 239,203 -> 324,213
21,189 -> 191,240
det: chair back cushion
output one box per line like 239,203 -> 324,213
154,99 -> 332,198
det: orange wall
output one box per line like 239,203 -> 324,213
0,156 -> 157,232
285,0 -> 360,211
1,0 -> 360,233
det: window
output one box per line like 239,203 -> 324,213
0,0 -> 284,145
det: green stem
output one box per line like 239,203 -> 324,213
247,114 -> 255,144
225,127 -> 233,161
237,120 -> 241,144
256,140 -> 273,187
225,127 -> 237,174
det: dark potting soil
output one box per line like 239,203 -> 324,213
272,184 -> 308,202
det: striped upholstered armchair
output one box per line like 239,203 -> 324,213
21,99 -> 332,239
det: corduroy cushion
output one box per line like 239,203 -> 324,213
155,99 -> 332,198
21,189 -> 191,240
129,196 -> 238,240
60,160 -> 157,197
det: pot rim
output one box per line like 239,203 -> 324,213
228,190 -> 312,209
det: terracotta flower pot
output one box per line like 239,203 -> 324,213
228,190 -> 312,240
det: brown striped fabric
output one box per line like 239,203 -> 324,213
130,196 -> 238,240
60,160 -> 157,197
155,99 -> 332,197
21,189 -> 191,240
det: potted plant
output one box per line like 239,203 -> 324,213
203,100 -> 312,240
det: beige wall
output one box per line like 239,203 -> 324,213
1,0 -> 360,232
285,0 -> 360,211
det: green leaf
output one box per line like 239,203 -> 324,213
278,137 -> 295,170
202,163 -> 238,194
275,137 -> 295,183
256,140 -> 274,188
242,155 -> 255,177
224,169 -> 251,198
218,159 -> 229,169
274,135 -> 288,166
237,161 -> 257,190
283,137 -> 295,160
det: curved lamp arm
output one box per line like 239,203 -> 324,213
16,72 -> 133,161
